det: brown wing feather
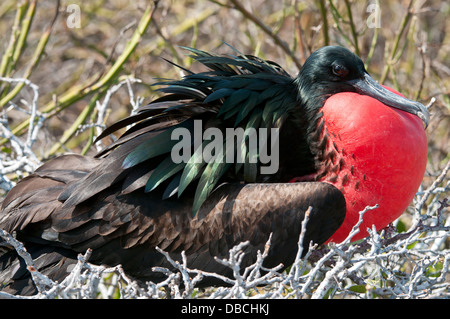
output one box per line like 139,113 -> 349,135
1,153 -> 345,294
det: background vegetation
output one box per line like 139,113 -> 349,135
0,0 -> 448,299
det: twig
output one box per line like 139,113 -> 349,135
380,0 -> 414,84
228,0 -> 302,70
0,228 -> 54,294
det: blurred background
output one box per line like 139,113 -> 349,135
0,0 -> 448,189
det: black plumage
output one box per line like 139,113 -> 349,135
0,46 -> 388,295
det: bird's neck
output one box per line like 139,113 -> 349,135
311,116 -> 350,188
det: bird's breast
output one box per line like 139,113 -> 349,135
316,90 -> 427,243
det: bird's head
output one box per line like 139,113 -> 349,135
296,46 -> 429,128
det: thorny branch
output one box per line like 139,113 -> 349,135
0,77 -> 43,192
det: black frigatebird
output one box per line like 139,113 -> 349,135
0,46 -> 429,295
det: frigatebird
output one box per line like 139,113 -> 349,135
0,46 -> 429,295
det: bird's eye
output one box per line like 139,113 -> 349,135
332,64 -> 349,77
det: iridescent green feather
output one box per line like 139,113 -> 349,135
177,140 -> 209,197
145,157 -> 185,193
120,46 -> 300,216
192,143 -> 232,215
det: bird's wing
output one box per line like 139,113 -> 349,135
60,47 -> 303,214
0,154 -> 100,232
0,154 -> 345,282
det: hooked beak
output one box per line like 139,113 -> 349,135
348,73 -> 430,128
